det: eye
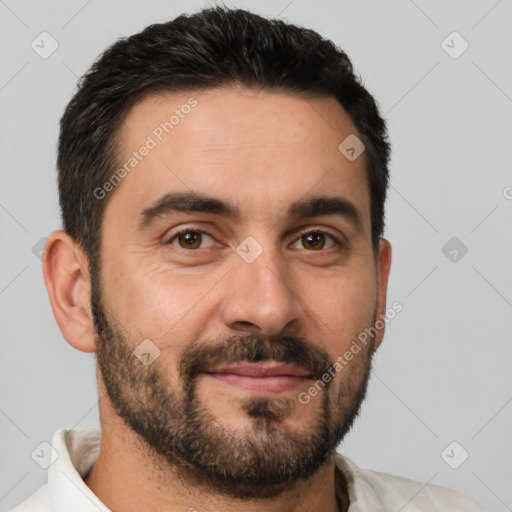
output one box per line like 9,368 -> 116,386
166,230 -> 214,250
291,230 -> 339,251
165,228 -> 342,253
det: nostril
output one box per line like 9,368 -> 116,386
231,321 -> 259,332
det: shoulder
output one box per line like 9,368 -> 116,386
335,454 -> 486,511
6,484 -> 50,512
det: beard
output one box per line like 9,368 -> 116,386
90,274 -> 375,499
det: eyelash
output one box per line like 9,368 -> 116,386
165,227 -> 343,252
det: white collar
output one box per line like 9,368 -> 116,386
44,427 -> 419,512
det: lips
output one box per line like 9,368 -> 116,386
207,362 -> 311,377
203,362 -> 312,393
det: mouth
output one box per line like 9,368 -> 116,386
203,362 -> 313,394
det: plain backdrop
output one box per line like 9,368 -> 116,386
1,1 -> 511,510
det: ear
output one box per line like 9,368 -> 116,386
373,238 -> 392,350
42,230 -> 96,353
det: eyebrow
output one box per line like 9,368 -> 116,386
137,192 -> 364,232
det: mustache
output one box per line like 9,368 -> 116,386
180,333 -> 333,382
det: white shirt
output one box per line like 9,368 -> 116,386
9,427 -> 485,511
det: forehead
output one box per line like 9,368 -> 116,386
107,85 -> 370,229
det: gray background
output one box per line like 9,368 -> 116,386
1,0 -> 511,510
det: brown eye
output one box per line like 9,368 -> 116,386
168,230 -> 214,250
292,230 -> 338,251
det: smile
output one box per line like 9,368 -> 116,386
203,362 -> 312,394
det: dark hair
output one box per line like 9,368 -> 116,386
57,5 -> 390,277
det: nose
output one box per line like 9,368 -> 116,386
221,244 -> 303,337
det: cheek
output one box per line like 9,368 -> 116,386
302,267 -> 377,349
104,260 -> 224,347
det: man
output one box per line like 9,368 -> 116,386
10,5 -> 485,512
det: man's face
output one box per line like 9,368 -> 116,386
91,85 -> 389,498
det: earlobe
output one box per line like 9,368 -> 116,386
374,238 -> 392,349
42,230 -> 96,353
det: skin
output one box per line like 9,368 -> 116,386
42,84 -> 392,512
